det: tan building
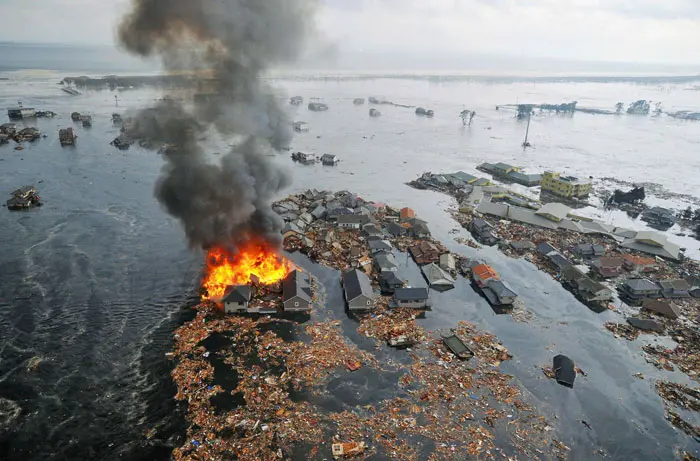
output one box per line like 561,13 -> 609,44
541,171 -> 592,198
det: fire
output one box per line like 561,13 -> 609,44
201,240 -> 293,301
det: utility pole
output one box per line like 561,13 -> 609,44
522,111 -> 531,149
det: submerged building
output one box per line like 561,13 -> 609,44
541,171 -> 592,198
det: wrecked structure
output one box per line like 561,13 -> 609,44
59,128 -> 77,146
291,151 -> 315,164
627,100 -> 651,115
321,154 -> 339,166
289,96 -> 303,105
369,108 -> 381,117
415,107 -> 434,117
7,106 -> 36,120
6,186 -> 42,210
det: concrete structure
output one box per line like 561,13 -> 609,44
223,286 -> 252,313
421,263 -> 456,289
439,253 -> 456,272
342,269 -> 376,310
620,231 -> 682,261
283,270 -> 312,312
541,171 -> 592,198
392,288 -> 431,309
619,278 -> 661,300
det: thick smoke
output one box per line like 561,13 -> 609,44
118,0 -> 316,249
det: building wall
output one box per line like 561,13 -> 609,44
542,171 -> 591,198
224,301 -> 247,313
284,297 -> 311,312
395,299 -> 427,308
348,295 -> 374,310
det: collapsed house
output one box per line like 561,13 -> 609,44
321,154 -> 339,166
369,108 -> 381,117
308,102 -> 328,111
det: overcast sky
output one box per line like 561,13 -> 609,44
2,0 -> 700,66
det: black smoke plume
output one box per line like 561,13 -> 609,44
117,0 -> 316,249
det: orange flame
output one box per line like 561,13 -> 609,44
201,240 -> 293,301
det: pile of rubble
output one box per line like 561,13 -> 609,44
0,123 -> 41,144
356,301 -> 426,347
656,381 -> 700,440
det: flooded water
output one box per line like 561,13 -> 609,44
1,69 -> 700,460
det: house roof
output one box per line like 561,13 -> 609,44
508,171 -> 542,182
575,243 -> 605,254
375,252 -> 398,270
576,277 -> 610,295
594,257 -> 624,268
394,287 -> 429,301
658,279 -> 691,291
535,203 -> 571,222
321,154 -> 338,160
400,207 -> 415,218
412,222 -> 431,235
471,218 -> 492,230
562,265 -> 587,282
642,299 -> 681,319
624,278 -> 659,292
380,271 -> 404,285
548,253 -> 573,270
223,285 -> 252,304
369,240 -> 393,252
536,242 -> 557,255
493,162 -> 514,171
283,270 -> 311,302
342,269 -> 374,302
449,171 -> 477,183
386,222 -> 408,236
422,263 -> 456,286
472,264 -> 499,280
473,178 -> 491,186
486,280 -> 517,298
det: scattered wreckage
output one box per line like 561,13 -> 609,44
308,102 -> 328,112
369,108 -> 381,117
6,186 -> 42,210
415,107 -> 434,117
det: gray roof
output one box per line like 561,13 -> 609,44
562,265 -> 587,282
380,271 -> 404,285
283,270 -> 311,302
369,239 -> 393,252
374,251 -> 398,270
548,253 -> 573,270
449,171 -> 477,183
473,178 -> 491,186
642,299 -> 681,319
486,280 -> 517,298
421,263 -> 456,286
493,162 -> 514,171
624,278 -> 659,292
394,287 -> 429,301
508,171 -> 542,183
536,242 -> 557,255
223,285 -> 252,304
342,269 -> 374,302
574,243 -> 605,255
471,218 -> 492,231
576,277 -> 610,295
386,222 -> 408,236
411,222 -> 431,235
337,214 -> 370,225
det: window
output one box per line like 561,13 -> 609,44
294,301 -> 299,307
367,300 -> 371,306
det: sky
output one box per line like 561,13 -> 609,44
1,0 -> 700,68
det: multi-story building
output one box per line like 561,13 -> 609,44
541,171 -> 592,198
